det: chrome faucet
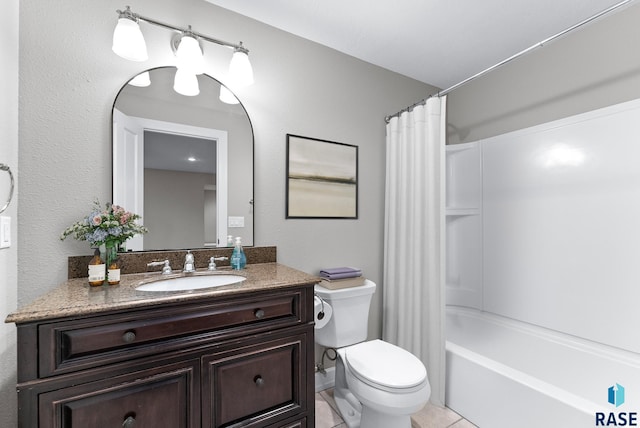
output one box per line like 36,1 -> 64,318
147,260 -> 173,275
208,256 -> 228,271
183,250 -> 196,273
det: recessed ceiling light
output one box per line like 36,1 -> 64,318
188,157 -> 196,162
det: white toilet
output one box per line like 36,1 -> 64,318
314,280 -> 430,428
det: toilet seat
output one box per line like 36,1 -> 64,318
345,340 -> 427,392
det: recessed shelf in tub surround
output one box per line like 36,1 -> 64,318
68,246 -> 277,279
446,142 -> 483,309
445,207 -> 480,216
445,142 -> 481,217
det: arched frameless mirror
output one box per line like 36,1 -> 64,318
112,67 -> 254,251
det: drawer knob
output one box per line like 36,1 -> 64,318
122,416 -> 136,428
254,375 -> 265,387
122,331 -> 136,343
254,308 -> 265,319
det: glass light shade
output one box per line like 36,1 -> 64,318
112,18 -> 148,62
228,50 -> 254,87
176,35 -> 205,75
128,71 -> 151,87
173,68 -> 200,96
219,85 -> 240,104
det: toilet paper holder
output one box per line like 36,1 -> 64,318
313,292 -> 332,330
314,293 -> 326,320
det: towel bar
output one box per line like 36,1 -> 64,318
0,163 -> 14,214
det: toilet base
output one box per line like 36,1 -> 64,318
361,406 -> 412,428
334,389 -> 413,428
334,356 -> 362,427
334,390 -> 362,428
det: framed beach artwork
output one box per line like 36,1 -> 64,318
286,134 -> 358,219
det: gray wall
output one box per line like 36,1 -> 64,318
447,2 -> 640,144
15,2 -> 434,413
18,0 -> 431,303
0,1 -> 19,426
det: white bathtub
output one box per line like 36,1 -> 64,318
445,306 -> 640,428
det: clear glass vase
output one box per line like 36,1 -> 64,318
105,242 -> 118,284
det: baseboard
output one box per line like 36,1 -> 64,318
315,366 -> 335,392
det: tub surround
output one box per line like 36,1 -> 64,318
67,246 -> 277,279
444,100 -> 640,426
446,99 -> 640,353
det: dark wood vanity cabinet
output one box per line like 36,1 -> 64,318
38,359 -> 199,427
15,286 -> 315,428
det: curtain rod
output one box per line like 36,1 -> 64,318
385,0 -> 634,123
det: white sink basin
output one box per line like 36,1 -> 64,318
136,274 -> 245,292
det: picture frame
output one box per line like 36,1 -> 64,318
286,134 -> 358,219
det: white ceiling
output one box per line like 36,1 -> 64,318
145,131 -> 216,175
205,0 -> 629,89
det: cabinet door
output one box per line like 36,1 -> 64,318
39,360 -> 199,428
202,333 -> 308,428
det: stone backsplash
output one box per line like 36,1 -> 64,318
68,246 -> 277,279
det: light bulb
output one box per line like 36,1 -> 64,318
176,35 -> 204,75
228,47 -> 254,87
173,68 -> 200,96
112,17 -> 148,62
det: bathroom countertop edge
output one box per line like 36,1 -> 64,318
6,263 -> 320,324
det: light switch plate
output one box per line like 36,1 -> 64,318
0,216 -> 10,249
228,216 -> 245,228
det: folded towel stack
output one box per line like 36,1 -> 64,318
320,267 -> 362,280
318,267 -> 365,290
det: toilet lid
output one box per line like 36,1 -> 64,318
345,340 -> 427,389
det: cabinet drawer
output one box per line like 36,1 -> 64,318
203,334 -> 308,427
38,360 -> 199,428
39,292 -> 301,377
269,418 -> 306,428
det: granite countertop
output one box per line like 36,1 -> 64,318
5,263 -> 320,325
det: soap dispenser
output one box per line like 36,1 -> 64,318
230,237 -> 246,270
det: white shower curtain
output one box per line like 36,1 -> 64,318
383,96 -> 447,406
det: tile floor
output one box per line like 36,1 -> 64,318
315,389 -> 477,428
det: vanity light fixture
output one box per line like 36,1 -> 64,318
112,6 -> 254,95
112,7 -> 148,62
228,43 -> 254,88
171,28 -> 204,96
173,29 -> 205,76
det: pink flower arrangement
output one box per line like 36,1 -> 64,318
61,200 -> 148,248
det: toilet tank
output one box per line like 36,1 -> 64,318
314,280 -> 376,348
